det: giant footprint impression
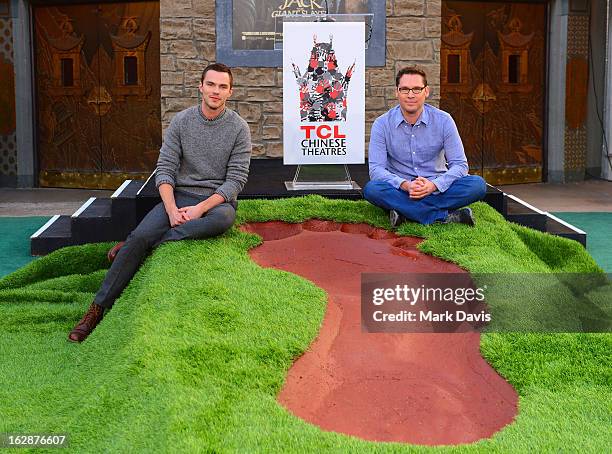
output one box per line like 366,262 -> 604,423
241,220 -> 518,445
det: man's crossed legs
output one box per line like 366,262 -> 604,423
68,191 -> 236,342
363,175 -> 486,226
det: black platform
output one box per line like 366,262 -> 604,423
30,159 -> 586,255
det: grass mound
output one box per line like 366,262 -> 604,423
0,196 -> 609,452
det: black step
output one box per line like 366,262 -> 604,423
135,172 -> 161,221
114,179 -> 144,198
30,215 -> 74,255
505,194 -> 547,231
111,180 -> 145,238
545,214 -> 587,247
484,184 -> 506,216
71,198 -> 121,244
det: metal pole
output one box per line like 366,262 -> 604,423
602,0 -> 612,180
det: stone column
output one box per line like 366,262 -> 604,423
587,0 -> 607,178
547,0 -> 569,183
12,0 -> 35,187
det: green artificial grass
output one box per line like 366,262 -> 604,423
0,197 -> 610,452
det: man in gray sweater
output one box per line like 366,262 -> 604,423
68,63 -> 251,342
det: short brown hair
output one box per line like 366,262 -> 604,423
395,66 -> 428,87
201,63 -> 233,87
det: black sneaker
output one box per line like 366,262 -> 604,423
444,208 -> 475,226
389,209 -> 406,228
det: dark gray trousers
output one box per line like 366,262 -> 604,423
94,191 -> 236,309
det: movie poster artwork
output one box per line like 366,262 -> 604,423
232,0 -> 369,50
283,21 -> 365,164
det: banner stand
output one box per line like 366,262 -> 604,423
283,19 -> 365,191
285,164 -> 360,190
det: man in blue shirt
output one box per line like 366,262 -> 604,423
363,67 -> 486,226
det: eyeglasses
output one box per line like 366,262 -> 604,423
397,86 -> 427,95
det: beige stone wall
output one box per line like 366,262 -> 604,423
160,0 -> 441,158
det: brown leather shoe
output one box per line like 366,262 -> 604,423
107,241 -> 125,263
68,303 -> 105,343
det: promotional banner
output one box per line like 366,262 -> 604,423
283,21 -> 365,164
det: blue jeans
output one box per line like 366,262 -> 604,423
94,191 -> 236,309
363,175 -> 487,225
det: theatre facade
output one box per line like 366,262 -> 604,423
1,0 -> 611,188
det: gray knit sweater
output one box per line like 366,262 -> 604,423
155,106 -> 251,202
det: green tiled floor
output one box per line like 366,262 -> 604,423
0,217 -> 49,278
552,212 -> 612,272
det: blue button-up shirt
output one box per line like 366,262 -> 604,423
368,104 -> 468,193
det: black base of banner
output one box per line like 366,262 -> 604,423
242,159 -> 367,200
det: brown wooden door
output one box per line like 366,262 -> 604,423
441,1 -> 546,185
34,2 -> 161,189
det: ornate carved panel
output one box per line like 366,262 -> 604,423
441,2 -> 546,185
441,14 -> 473,93
0,14 -> 17,178
0,27 -> 15,136
34,2 -> 161,189
110,15 -> 151,99
498,18 -> 534,93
